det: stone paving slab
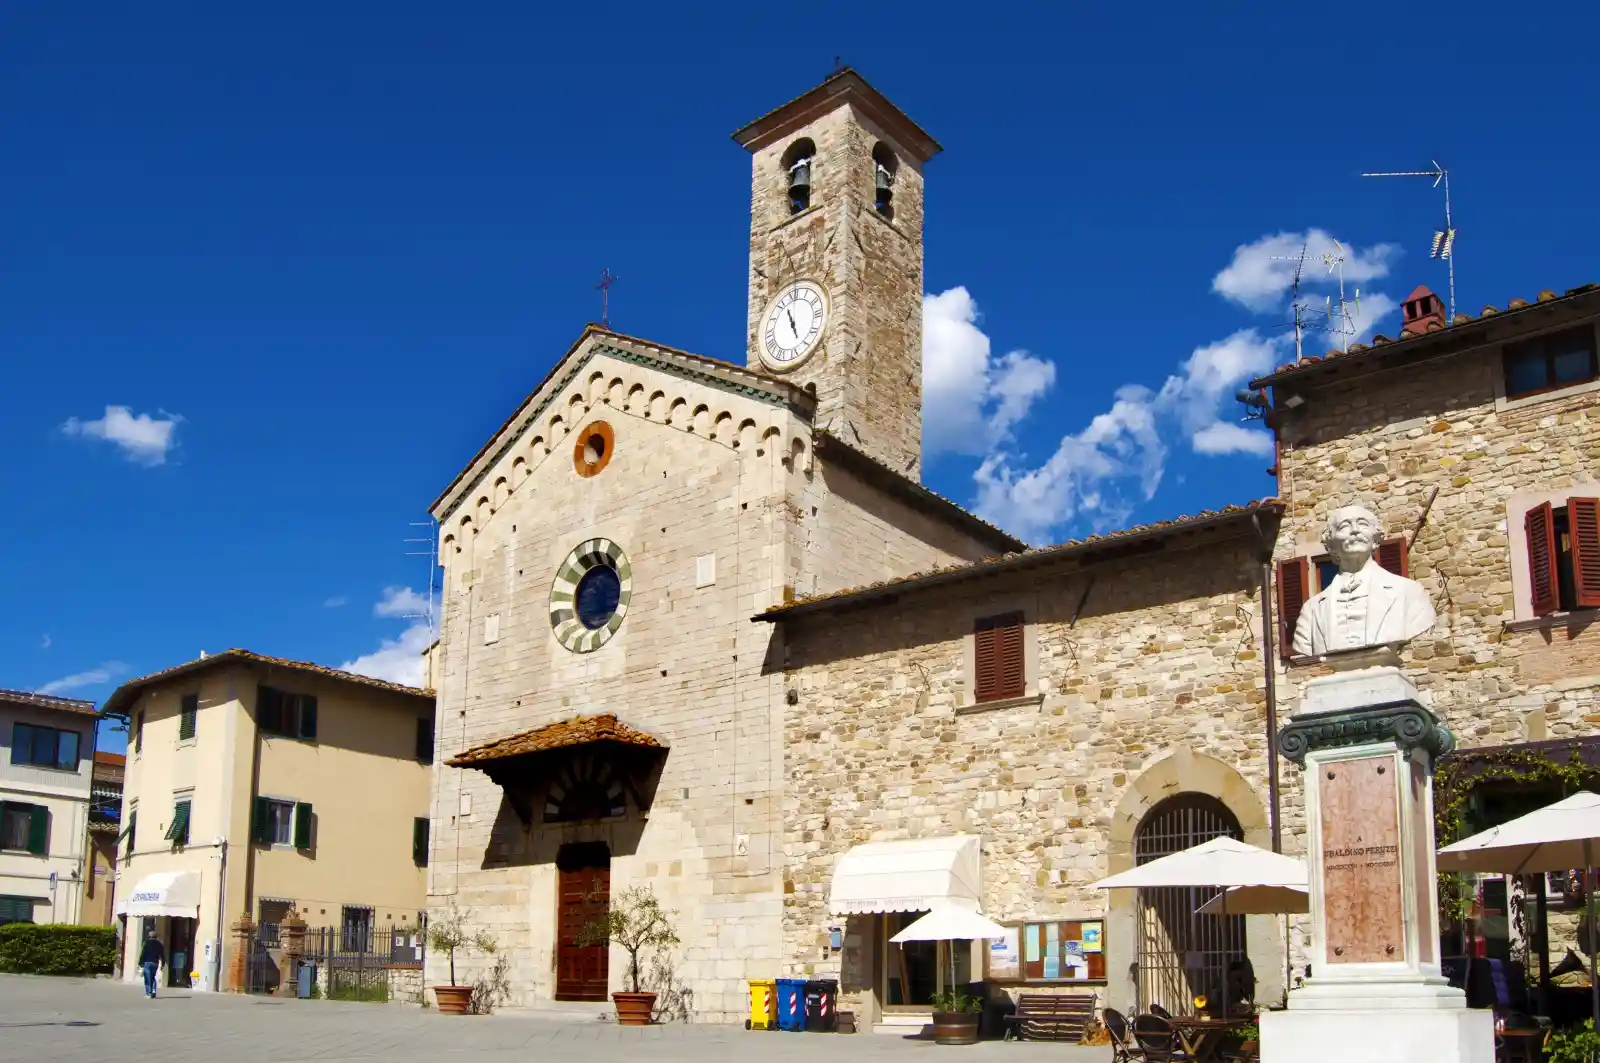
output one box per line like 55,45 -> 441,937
0,976 -> 1107,1063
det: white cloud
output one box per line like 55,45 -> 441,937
339,623 -> 433,688
40,634 -> 52,650
60,406 -> 183,466
373,586 -> 429,619
1211,229 -> 1400,314
923,287 -> 1056,457
38,661 -> 127,695
323,596 -> 348,609
973,329 -> 1284,542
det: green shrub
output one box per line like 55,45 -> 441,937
0,924 -> 117,976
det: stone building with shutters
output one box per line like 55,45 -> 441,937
417,62 -> 1598,1029
1252,280 -> 1600,975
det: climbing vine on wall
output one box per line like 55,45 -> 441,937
1433,744 -> 1600,925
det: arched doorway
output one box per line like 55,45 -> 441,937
1134,794 -> 1245,1014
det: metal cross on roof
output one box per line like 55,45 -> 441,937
594,268 -> 618,328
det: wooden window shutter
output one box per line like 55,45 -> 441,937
298,697 -> 318,740
126,809 -> 137,856
256,686 -> 280,734
1275,558 -> 1311,656
1375,537 -> 1409,578
1525,503 -> 1560,616
1570,497 -> 1600,609
974,612 -> 1025,703
26,804 -> 48,855
293,802 -> 313,850
413,817 -> 429,867
179,694 -> 198,741
252,797 -> 272,845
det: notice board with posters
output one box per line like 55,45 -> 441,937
987,919 -> 1106,983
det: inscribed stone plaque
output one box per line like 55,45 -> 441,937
1320,753 -> 1405,964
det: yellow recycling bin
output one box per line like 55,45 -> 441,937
747,979 -> 778,1030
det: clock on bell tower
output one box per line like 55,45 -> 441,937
733,68 -> 941,480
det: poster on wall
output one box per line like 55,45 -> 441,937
988,928 -> 1021,979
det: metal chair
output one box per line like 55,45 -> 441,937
1131,1013 -> 1186,1063
1102,1008 -> 1144,1063
1149,1002 -> 1174,1020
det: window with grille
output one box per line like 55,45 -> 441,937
973,612 -> 1026,703
341,905 -> 374,952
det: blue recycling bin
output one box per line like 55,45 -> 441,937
776,978 -> 807,1031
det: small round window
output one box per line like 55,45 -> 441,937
550,538 -> 631,652
574,420 -> 615,477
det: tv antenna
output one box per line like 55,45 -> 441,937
1361,161 -> 1456,321
403,521 -> 440,636
1269,243 -> 1311,362
1320,240 -> 1362,353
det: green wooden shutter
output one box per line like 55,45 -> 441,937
413,817 -> 429,866
126,809 -> 137,856
179,694 -> 198,741
26,805 -> 48,855
298,697 -> 318,740
165,801 -> 191,846
293,802 -> 313,850
252,797 -> 272,845
0,895 -> 33,923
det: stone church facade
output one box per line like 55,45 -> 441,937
421,68 -> 1600,1026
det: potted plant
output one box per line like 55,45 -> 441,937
929,989 -> 983,1045
579,885 -> 680,1026
426,905 -> 497,1015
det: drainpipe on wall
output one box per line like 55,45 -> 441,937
1251,513 -> 1282,854
212,839 -> 228,992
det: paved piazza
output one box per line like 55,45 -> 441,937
0,976 -> 1104,1063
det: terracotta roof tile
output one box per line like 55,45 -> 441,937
0,687 -> 99,716
446,713 -> 663,768
101,648 -> 432,718
1251,281 -> 1600,389
94,751 -> 127,767
757,498 -> 1283,620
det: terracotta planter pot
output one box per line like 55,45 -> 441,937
612,991 -> 657,1026
432,985 -> 473,1014
931,1011 -> 980,1045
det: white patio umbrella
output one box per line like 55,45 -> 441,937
890,906 -> 1011,943
1195,884 -> 1310,917
1096,837 -> 1308,1009
1437,791 -> 1600,1023
1093,836 -> 1308,891
890,906 -> 1011,1004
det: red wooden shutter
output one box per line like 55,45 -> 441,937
1375,537 -> 1409,577
1525,502 -> 1559,616
974,612 -> 1025,702
1569,497 -> 1600,609
1276,558 -> 1310,656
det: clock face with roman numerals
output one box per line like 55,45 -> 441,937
759,280 -> 827,371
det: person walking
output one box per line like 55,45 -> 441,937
138,928 -> 165,999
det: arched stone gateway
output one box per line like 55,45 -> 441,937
1104,750 -> 1280,1015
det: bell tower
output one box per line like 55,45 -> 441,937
733,69 -> 940,479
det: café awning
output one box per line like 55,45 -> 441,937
829,835 -> 982,915
116,870 -> 202,918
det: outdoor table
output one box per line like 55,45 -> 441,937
1166,1016 -> 1232,1063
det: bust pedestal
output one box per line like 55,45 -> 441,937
1260,654 -> 1492,1063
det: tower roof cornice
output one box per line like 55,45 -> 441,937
732,67 -> 942,163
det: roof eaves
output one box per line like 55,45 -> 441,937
1250,283 -> 1600,390
431,328 -> 815,523
731,68 -> 942,163
100,649 -> 433,718
755,499 -> 1283,621
811,431 -> 1025,554
0,688 -> 100,716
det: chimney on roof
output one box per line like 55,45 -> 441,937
1402,285 -> 1445,334
199,650 -> 207,659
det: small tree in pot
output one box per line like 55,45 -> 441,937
426,905 -> 497,1015
579,885 -> 680,1026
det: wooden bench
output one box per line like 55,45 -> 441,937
1001,993 -> 1097,1042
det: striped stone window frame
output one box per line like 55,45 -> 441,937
549,538 -> 633,653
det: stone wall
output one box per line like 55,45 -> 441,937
779,532 -> 1291,1019
1273,334 -> 1600,753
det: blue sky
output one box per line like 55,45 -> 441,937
4,3 -> 1596,745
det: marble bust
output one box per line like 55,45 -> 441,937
1291,504 -> 1437,656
